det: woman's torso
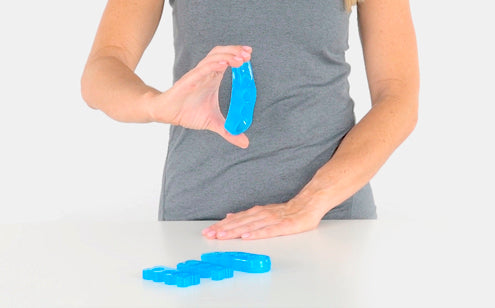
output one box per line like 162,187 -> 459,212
159,0 -> 376,220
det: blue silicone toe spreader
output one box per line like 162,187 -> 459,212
201,252 -> 271,273
142,266 -> 200,288
224,61 -> 257,135
177,260 -> 234,280
142,252 -> 270,288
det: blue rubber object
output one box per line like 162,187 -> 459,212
142,266 -> 172,282
224,61 -> 257,135
177,260 -> 234,280
142,266 -> 200,288
201,252 -> 271,273
142,251 -> 270,288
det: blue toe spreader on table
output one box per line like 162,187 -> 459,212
224,61 -> 257,135
177,260 -> 234,280
201,251 -> 271,273
142,251 -> 270,288
142,266 -> 200,288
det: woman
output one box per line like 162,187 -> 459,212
81,0 -> 419,240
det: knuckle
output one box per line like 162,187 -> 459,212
266,211 -> 278,220
246,221 -> 260,230
281,218 -> 293,227
195,63 -> 218,79
209,45 -> 221,54
250,229 -> 264,239
185,81 -> 198,91
197,57 -> 210,67
209,62 -> 224,73
193,64 -> 205,74
261,227 -> 273,236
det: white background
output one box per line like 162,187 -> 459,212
0,1 -> 494,223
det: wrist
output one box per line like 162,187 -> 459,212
144,88 -> 183,126
291,180 -> 338,218
141,88 -> 164,123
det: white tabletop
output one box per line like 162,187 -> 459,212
0,219 -> 493,308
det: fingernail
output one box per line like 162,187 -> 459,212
242,46 -> 252,51
217,231 -> 226,238
207,230 -> 216,237
219,60 -> 227,65
241,51 -> 250,58
234,56 -> 243,61
241,233 -> 250,239
202,228 -> 210,235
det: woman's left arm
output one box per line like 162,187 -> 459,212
203,0 -> 419,240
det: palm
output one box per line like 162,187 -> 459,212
172,68 -> 225,132
152,45 -> 252,148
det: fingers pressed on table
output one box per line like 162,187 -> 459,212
203,206 -> 272,232
205,212 -> 283,240
217,219 -> 276,239
202,204 -> 294,240
208,209 -> 267,231
242,223 -> 288,240
225,212 -> 272,230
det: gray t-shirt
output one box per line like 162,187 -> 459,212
159,0 -> 377,220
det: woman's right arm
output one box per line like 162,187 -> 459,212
80,0 -> 164,123
81,0 -> 252,147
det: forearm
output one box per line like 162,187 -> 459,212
293,88 -> 418,216
81,50 -> 161,123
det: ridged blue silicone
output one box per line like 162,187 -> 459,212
177,260 -> 234,280
142,266 -> 200,288
142,251 -> 270,288
224,61 -> 257,135
201,252 -> 271,273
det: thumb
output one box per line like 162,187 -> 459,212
207,116 -> 250,148
217,127 -> 250,149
